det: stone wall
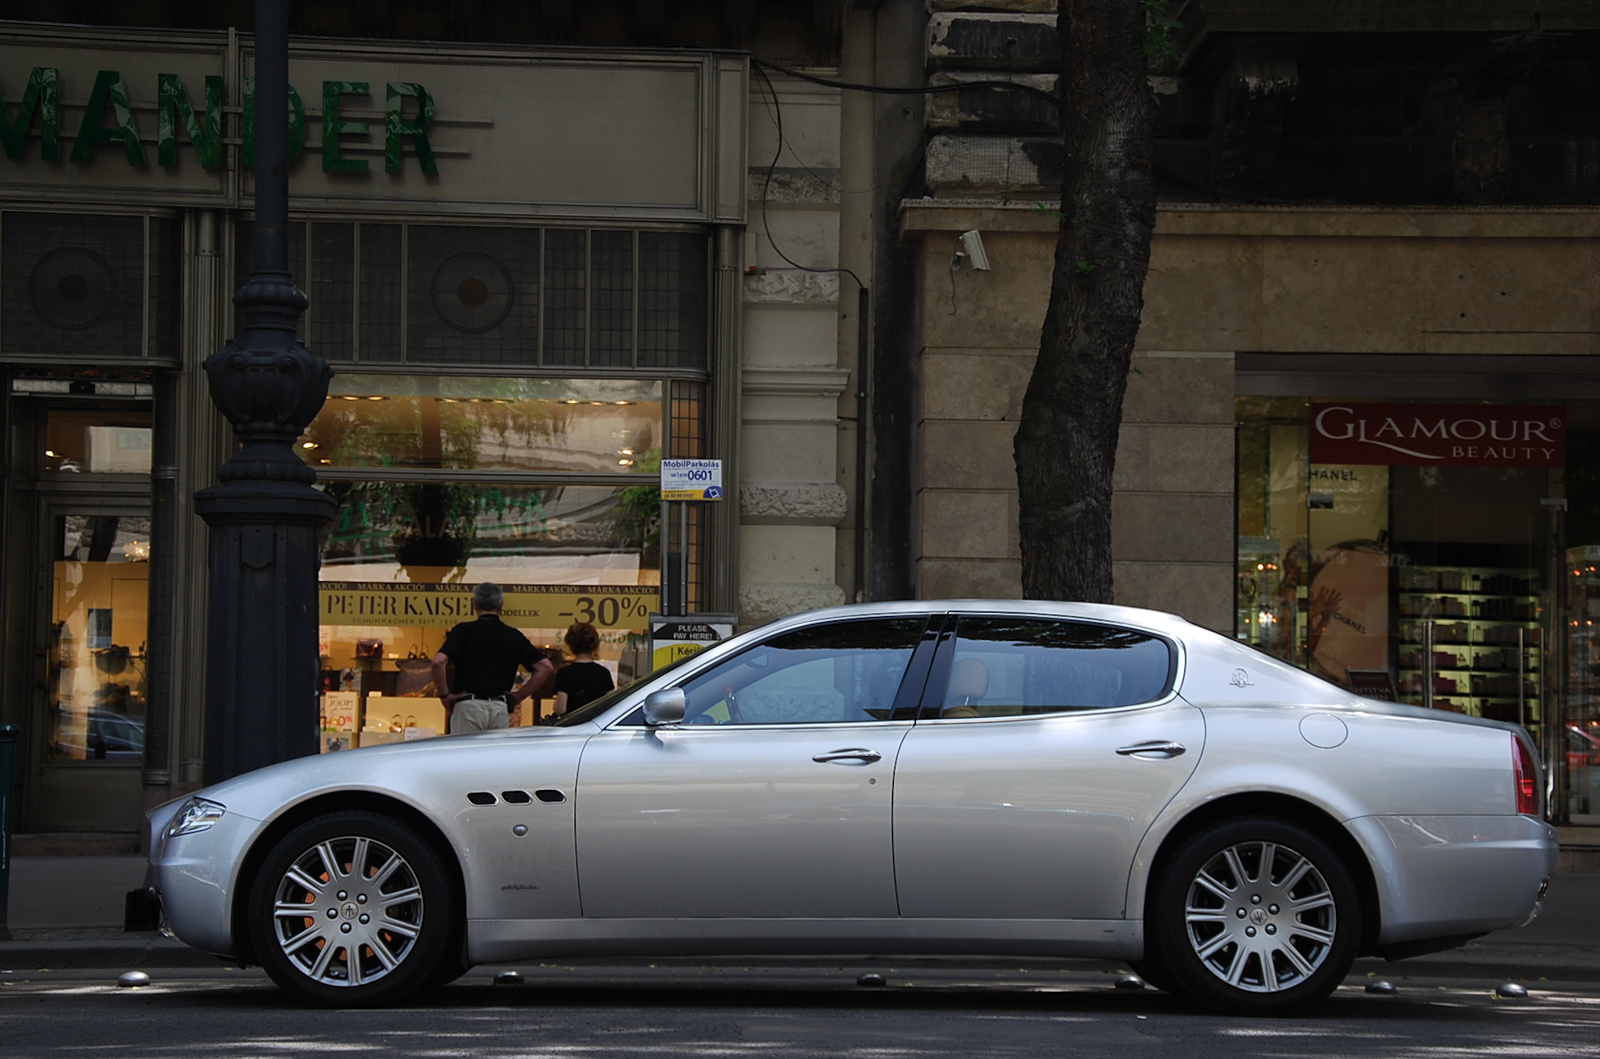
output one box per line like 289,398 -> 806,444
903,201 -> 1600,630
739,73 -> 850,626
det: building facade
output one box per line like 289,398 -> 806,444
0,10 -> 871,842
893,1 -> 1600,826
8,0 -> 1600,842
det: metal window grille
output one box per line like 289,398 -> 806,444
2,211 -> 172,360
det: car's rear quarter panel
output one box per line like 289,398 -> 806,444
1131,702 -> 1553,947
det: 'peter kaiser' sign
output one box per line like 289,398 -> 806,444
660,459 -> 723,501
1310,403 -> 1565,467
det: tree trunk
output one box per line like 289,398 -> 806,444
1014,0 -> 1156,602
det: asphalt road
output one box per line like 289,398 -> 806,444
4,964 -> 1598,1059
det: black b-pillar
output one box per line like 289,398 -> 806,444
195,0 -> 334,784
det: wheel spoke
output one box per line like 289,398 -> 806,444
1222,944 -> 1248,986
1260,949 -> 1280,992
350,837 -> 372,879
378,915 -> 420,940
370,853 -> 404,889
279,921 -> 325,953
285,865 -> 326,898
1192,869 -> 1234,903
1275,854 -> 1314,895
346,947 -> 365,987
1289,922 -> 1334,947
1185,907 -> 1230,925
1222,846 -> 1253,888
380,885 -> 422,908
1279,939 -> 1319,977
1290,892 -> 1334,915
307,938 -> 339,981
368,939 -> 400,971
1196,930 -> 1237,960
314,842 -> 344,882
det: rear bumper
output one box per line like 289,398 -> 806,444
1350,814 -> 1558,947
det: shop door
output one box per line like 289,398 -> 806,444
34,500 -> 152,832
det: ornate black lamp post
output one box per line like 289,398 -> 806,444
195,0 -> 334,783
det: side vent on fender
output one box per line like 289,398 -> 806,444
535,789 -> 567,804
467,791 -> 497,806
501,790 -> 532,804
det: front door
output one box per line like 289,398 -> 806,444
573,615 -> 931,918
34,500 -> 153,832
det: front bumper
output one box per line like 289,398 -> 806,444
145,801 -> 264,959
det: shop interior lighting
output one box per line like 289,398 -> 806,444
45,449 -> 57,457
564,399 -> 581,404
614,400 -> 630,405
618,458 -> 633,466
367,396 -> 385,401
122,539 -> 150,562
301,442 -> 318,449
619,448 -> 634,455
590,400 -> 605,405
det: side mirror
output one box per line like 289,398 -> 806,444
643,687 -> 686,727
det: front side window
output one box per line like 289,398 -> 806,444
675,618 -> 928,725
934,618 -> 1173,718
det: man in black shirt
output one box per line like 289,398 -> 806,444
431,582 -> 555,734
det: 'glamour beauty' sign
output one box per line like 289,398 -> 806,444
1309,403 -> 1565,468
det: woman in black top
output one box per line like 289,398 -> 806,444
553,621 -> 615,716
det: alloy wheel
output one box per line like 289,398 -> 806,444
1182,839 -> 1337,993
268,834 -> 425,988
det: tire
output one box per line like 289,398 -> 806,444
246,811 -> 457,1007
1147,818 -> 1361,1016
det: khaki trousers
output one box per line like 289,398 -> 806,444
449,697 -> 510,734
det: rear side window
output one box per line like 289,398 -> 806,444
933,617 -> 1173,718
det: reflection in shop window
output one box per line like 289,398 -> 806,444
42,408 -> 153,474
303,374 -> 661,474
47,514 -> 151,763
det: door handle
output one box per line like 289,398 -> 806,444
1116,740 -> 1186,759
812,748 -> 882,765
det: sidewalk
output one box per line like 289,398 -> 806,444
3,855 -> 1598,979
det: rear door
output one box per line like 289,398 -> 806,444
893,614 -> 1203,920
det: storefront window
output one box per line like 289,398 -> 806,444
46,513 -> 151,762
1238,396 -> 1600,823
317,480 -> 661,748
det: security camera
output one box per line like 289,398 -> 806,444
953,229 -> 991,272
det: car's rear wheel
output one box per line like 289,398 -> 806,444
1148,818 -> 1360,1015
247,811 -> 456,1007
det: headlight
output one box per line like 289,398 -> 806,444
165,797 -> 226,838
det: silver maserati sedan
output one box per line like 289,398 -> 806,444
143,600 -> 1556,1014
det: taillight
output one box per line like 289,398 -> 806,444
1513,735 -> 1540,815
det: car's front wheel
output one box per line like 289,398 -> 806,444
247,811 -> 456,1006
1148,818 -> 1361,1015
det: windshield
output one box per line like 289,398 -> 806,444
553,650 -> 702,727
